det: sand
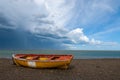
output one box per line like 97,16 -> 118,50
0,58 -> 120,80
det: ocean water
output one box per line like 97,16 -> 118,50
0,50 -> 120,59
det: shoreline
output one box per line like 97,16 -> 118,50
0,58 -> 120,80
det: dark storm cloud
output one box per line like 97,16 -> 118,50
0,13 -> 16,29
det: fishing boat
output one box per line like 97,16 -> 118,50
12,54 -> 73,69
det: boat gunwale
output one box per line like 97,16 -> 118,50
12,54 -> 73,62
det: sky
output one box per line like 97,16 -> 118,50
0,0 -> 120,50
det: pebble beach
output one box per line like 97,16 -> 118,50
0,58 -> 120,80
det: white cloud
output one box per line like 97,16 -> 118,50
0,0 -> 49,30
65,28 -> 117,46
34,0 -> 45,5
90,39 -> 101,45
66,28 -> 89,43
91,27 -> 120,37
70,0 -> 120,27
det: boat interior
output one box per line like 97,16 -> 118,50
14,54 -> 73,61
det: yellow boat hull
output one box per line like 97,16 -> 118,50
12,54 -> 73,69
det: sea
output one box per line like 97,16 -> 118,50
0,50 -> 120,59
